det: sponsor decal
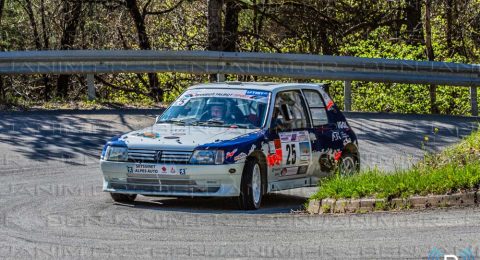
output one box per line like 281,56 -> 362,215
267,139 -> 282,167
234,152 -> 247,162
279,131 -> 309,143
321,91 -> 335,110
179,89 -> 270,103
326,100 -> 334,110
337,121 -> 349,129
297,132 -> 308,142
173,98 -> 189,106
332,132 -> 341,141
334,151 -> 342,161
290,134 -> 297,142
268,141 -> 276,154
128,164 -> 160,174
135,132 -> 160,139
280,167 -> 299,176
245,90 -> 269,97
125,165 -> 183,175
226,149 -> 238,159
299,142 -> 311,162
272,168 -> 282,177
279,131 -> 311,166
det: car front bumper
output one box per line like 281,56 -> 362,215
100,160 -> 244,197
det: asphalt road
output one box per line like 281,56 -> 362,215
0,109 -> 478,259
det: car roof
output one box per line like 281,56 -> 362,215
188,82 -> 326,92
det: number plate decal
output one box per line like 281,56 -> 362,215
278,131 -> 311,166
127,164 -> 182,175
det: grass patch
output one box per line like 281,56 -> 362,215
311,128 -> 480,201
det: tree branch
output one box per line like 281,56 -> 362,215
95,75 -> 149,95
144,0 -> 185,16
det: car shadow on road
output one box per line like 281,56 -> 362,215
117,193 -> 307,214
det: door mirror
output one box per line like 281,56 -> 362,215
155,116 -> 160,124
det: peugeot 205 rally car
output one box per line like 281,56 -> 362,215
100,82 -> 359,210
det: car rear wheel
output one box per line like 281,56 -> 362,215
238,158 -> 264,210
110,193 -> 137,203
339,152 -> 359,176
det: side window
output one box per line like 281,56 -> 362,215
271,90 -> 311,131
303,90 -> 329,126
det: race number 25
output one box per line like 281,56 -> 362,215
285,144 -> 297,165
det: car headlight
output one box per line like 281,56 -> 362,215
189,150 -> 224,165
105,146 -> 128,162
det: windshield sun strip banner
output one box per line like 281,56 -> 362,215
173,89 -> 271,106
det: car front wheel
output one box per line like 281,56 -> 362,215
238,158 -> 264,210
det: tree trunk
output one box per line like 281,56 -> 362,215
40,0 -> 51,101
207,0 -> 224,51
24,0 -> 41,49
223,0 -> 241,52
445,0 -> 453,56
424,0 -> 438,114
207,0 -> 224,81
25,0 -> 52,101
40,0 -> 49,49
405,0 -> 423,44
125,0 -> 162,101
56,0 -> 83,99
0,0 -> 5,25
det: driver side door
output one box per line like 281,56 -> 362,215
268,90 -> 313,181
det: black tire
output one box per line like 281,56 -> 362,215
238,157 -> 265,210
110,193 -> 137,203
339,152 -> 360,176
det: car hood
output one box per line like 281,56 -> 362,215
119,124 -> 260,151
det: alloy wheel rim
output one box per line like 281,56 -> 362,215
341,157 -> 356,176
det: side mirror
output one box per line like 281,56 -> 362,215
155,116 -> 160,124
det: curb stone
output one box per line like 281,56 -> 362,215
319,198 -> 336,214
307,199 -> 320,214
309,191 -> 478,214
390,198 -> 408,209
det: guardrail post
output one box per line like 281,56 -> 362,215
216,73 -> 225,82
87,74 -> 95,101
471,86 -> 478,116
344,80 -> 352,111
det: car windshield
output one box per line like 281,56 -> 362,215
158,88 -> 271,129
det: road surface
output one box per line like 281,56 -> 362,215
0,110 -> 478,259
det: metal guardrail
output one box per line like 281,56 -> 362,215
0,50 -> 479,114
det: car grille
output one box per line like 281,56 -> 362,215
127,149 -> 192,164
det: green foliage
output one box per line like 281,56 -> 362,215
311,129 -> 480,201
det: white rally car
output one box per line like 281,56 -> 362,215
101,82 -> 359,210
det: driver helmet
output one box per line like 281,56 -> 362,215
206,98 -> 227,119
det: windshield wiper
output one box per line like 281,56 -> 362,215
197,119 -> 225,126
